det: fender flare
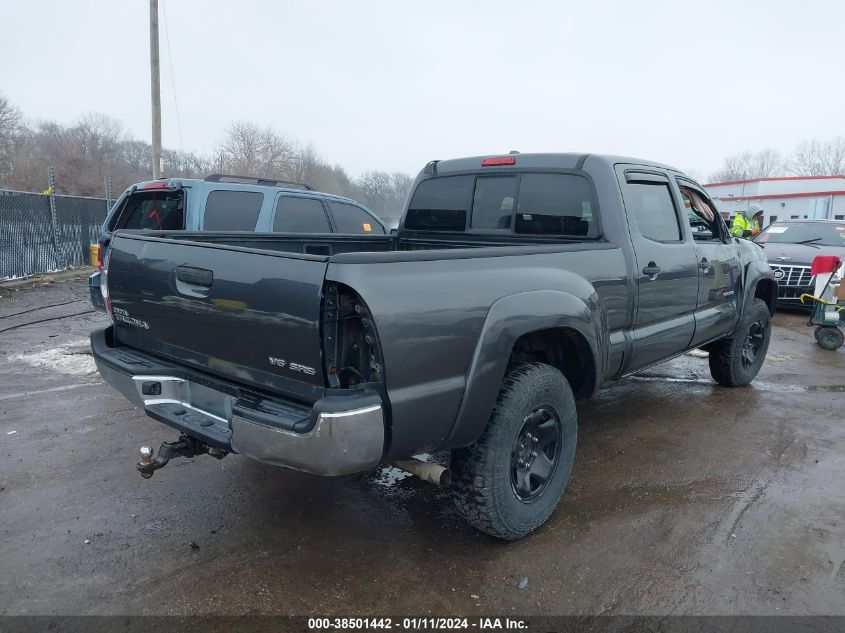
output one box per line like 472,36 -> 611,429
741,258 -> 777,317
443,290 -> 604,448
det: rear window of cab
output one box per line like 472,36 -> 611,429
405,172 -> 598,237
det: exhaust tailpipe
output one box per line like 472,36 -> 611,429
391,458 -> 451,487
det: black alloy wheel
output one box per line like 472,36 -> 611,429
511,406 -> 562,502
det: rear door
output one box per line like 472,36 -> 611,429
617,167 -> 699,370
106,233 -> 329,402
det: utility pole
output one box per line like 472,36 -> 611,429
149,0 -> 162,179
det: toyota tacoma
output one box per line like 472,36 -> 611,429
91,153 -> 776,540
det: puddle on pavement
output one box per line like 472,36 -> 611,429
629,374 -> 840,394
805,384 -> 845,392
372,464 -> 414,489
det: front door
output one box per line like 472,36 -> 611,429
675,180 -> 742,346
617,167 -> 699,371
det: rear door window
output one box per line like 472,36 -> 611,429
273,196 -> 331,233
405,175 -> 473,231
624,181 -> 682,242
115,190 -> 185,230
203,190 -> 263,231
515,174 -> 597,237
328,201 -> 385,234
471,176 -> 517,230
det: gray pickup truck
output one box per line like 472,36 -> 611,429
92,153 -> 776,540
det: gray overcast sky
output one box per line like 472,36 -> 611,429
1,0 -> 843,179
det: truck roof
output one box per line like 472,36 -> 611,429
427,152 -> 681,175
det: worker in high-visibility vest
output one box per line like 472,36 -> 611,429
731,204 -> 764,238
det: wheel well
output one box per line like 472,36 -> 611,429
754,279 -> 777,315
510,327 -> 596,400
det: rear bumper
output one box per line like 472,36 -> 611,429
91,327 -> 384,476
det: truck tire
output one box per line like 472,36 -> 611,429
450,362 -> 577,540
814,326 -> 844,351
708,298 -> 772,386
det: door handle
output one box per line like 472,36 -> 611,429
642,263 -> 661,277
175,266 -> 213,288
699,258 -> 712,272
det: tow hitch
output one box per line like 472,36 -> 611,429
137,434 -> 228,478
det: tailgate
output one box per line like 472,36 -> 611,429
106,233 -> 328,402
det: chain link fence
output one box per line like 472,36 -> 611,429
0,188 -> 112,280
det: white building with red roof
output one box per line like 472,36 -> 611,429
703,175 -> 845,228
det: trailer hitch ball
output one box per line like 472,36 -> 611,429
139,446 -> 154,466
136,435 -> 228,479
137,438 -> 193,479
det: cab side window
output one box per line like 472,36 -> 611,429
515,173 -> 597,237
624,181 -> 681,242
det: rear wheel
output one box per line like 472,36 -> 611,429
708,298 -> 772,386
815,326 -> 844,351
450,362 -> 577,540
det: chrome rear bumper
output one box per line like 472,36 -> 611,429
231,404 -> 384,475
92,328 -> 384,476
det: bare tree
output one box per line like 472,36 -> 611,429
0,101 -> 415,209
355,171 -> 413,222
216,121 -> 263,175
357,170 -> 391,208
709,149 -> 784,182
120,139 -> 152,174
162,148 -> 212,178
216,121 -> 296,179
379,172 -> 413,223
289,143 -> 321,183
789,138 -> 845,176
0,94 -> 25,182
67,114 -> 125,165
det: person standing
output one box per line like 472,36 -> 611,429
731,204 -> 764,238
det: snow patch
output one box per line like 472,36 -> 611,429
11,339 -> 97,376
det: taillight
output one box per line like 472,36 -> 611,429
101,247 -> 112,318
481,156 -> 516,166
322,283 -> 384,388
96,241 -> 104,270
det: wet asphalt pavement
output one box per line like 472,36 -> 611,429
0,274 -> 843,616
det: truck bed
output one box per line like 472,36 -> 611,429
104,229 -> 625,455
